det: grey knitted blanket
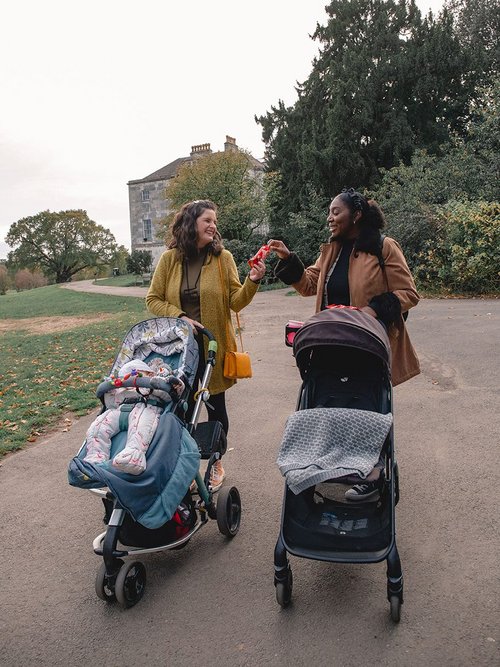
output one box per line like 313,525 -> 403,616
277,408 -> 393,495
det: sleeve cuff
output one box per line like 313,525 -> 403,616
368,292 -> 401,326
274,253 -> 304,284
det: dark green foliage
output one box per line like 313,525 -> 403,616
269,186 -> 330,269
414,201 -> 500,293
445,0 -> 500,77
372,80 -> 500,267
256,0 -> 496,231
126,250 -> 153,276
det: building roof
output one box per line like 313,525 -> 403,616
127,157 -> 191,185
127,138 -> 265,186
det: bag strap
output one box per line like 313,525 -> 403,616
217,256 -> 245,352
377,233 -> 390,292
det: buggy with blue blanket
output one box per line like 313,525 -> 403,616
274,306 -> 403,622
68,317 -> 241,608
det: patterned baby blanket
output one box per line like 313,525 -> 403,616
277,408 -> 393,495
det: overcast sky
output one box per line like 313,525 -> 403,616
0,0 -> 444,258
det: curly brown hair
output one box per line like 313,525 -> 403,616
167,199 -> 224,259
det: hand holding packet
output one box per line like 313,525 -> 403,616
248,244 -> 270,268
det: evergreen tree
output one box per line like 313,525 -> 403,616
256,0 -> 489,229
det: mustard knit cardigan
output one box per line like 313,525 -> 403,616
146,248 -> 259,395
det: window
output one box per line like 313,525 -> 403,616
142,219 -> 152,242
141,189 -> 150,202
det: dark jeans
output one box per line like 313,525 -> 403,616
185,335 -> 229,435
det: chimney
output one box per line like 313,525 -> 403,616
190,143 -> 212,158
224,135 -> 238,152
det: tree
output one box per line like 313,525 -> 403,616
445,0 -> 500,78
110,245 -> 131,275
163,150 -> 266,241
256,0 -> 488,228
372,80 -> 500,265
0,265 -> 9,295
6,210 -> 119,283
126,250 -> 153,276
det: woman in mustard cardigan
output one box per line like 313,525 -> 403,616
146,199 -> 265,490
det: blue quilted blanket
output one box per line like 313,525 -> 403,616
68,412 -> 200,529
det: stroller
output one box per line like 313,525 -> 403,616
274,306 -> 403,622
68,317 -> 241,608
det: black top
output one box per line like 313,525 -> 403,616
324,239 -> 354,309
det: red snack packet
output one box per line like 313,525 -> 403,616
248,244 -> 270,268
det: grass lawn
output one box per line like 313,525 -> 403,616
1,285 -> 149,456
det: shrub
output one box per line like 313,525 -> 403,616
0,265 -> 9,294
414,201 -> 500,293
14,268 -> 48,291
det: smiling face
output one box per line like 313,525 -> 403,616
327,195 -> 360,241
195,208 -> 218,248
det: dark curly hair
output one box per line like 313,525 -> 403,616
337,188 -> 386,256
167,199 -> 223,259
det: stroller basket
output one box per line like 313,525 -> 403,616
282,486 -> 393,562
193,420 -> 227,459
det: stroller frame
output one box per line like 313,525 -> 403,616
77,320 -> 241,608
274,308 -> 403,622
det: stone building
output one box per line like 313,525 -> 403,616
127,136 -> 265,268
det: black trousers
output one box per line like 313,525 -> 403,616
185,335 -> 229,435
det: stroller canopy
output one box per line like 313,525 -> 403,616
293,306 -> 391,374
110,317 -> 198,389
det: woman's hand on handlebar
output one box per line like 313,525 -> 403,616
180,315 -> 203,333
268,239 -> 291,260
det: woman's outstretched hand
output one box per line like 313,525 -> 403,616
249,259 -> 266,283
268,239 -> 291,260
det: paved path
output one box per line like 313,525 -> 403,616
1,286 -> 499,666
60,278 -> 149,298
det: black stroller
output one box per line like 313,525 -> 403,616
274,306 -> 403,622
69,317 -> 241,608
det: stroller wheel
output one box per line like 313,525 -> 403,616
95,560 -> 122,603
216,486 -> 241,537
389,595 -> 401,623
115,561 -> 147,608
275,568 -> 293,608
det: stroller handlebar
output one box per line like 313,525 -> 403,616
195,325 -> 215,342
95,375 -> 182,399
